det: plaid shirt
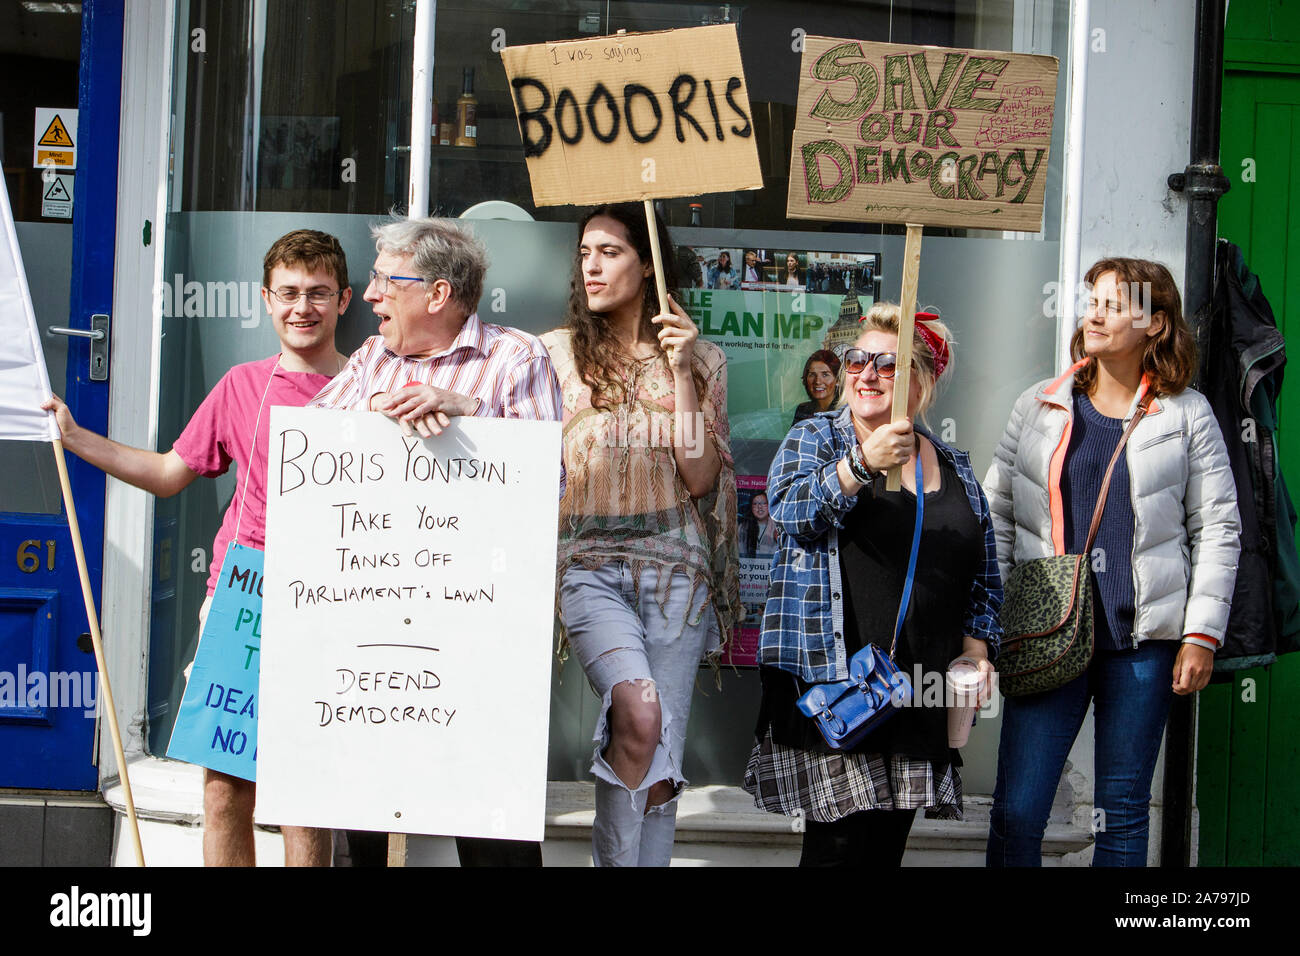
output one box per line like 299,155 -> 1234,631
759,406 -> 1002,682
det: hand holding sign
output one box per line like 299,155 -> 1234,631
371,381 -> 478,438
502,24 -> 763,374
651,295 -> 699,373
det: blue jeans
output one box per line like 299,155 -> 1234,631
559,561 -> 715,867
987,641 -> 1179,867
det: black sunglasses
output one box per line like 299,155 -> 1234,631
843,348 -> 898,379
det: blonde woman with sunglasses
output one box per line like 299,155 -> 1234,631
744,304 -> 1002,866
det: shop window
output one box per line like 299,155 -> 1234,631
148,0 -> 419,751
424,0 -> 1064,240
173,0 -> 415,214
148,0 -> 1069,799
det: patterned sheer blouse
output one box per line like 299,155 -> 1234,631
541,329 -> 742,655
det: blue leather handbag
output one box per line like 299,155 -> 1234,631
795,452 -> 923,751
795,643 -> 914,750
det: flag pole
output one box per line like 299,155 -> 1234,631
51,436 -> 146,867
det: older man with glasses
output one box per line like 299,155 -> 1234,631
309,217 -> 562,867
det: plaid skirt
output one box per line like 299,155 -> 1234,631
743,727 -> 964,824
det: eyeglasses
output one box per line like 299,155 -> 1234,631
369,269 -> 424,294
843,348 -> 899,379
269,288 -> 342,305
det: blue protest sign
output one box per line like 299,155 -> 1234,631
166,543 -> 264,780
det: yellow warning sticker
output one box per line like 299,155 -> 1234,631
38,114 -> 74,148
33,107 -> 78,169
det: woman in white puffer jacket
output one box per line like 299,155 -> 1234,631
984,257 -> 1240,867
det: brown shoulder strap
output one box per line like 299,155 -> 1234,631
1083,392 -> 1153,555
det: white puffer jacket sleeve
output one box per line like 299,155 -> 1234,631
984,384 -> 1037,585
1180,390 -> 1241,642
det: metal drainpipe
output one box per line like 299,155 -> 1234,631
1058,0 -> 1091,373
1163,0 -> 1231,868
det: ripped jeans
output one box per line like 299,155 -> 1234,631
559,561 -> 715,867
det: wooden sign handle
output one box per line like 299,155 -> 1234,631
643,199 -> 675,361
885,223 -> 923,492
387,832 -> 408,867
643,198 -> 671,316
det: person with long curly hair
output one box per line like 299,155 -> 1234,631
541,203 -> 741,866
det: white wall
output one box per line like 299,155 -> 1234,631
1078,0 -> 1194,282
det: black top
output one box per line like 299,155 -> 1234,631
790,400 -> 834,428
756,451 -> 982,760
1061,391 -> 1137,651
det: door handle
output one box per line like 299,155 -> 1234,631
48,314 -> 109,382
48,326 -> 105,340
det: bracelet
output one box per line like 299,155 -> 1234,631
847,444 -> 876,486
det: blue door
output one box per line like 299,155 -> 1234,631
0,0 -> 123,790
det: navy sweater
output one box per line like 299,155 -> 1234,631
1060,391 -> 1137,651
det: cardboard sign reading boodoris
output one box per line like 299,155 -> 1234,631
788,38 -> 1059,231
501,24 -> 762,206
256,409 -> 562,841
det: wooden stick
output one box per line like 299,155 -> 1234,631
387,832 -> 408,867
643,199 -> 671,316
52,438 -> 146,866
886,223 -> 924,492
643,199 -> 676,364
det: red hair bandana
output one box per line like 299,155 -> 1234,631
914,311 -> 949,378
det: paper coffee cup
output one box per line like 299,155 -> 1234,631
946,658 -> 985,748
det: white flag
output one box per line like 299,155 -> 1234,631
0,179 -> 56,442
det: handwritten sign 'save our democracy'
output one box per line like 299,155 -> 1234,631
787,37 -> 1059,232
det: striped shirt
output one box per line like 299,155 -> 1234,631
309,313 -> 562,421
309,313 -> 565,492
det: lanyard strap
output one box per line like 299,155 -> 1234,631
890,449 -> 925,657
792,447 -> 925,695
233,355 -> 281,543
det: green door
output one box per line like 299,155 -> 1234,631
1197,0 -> 1300,866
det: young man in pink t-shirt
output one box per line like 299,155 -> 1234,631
43,230 -> 352,867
